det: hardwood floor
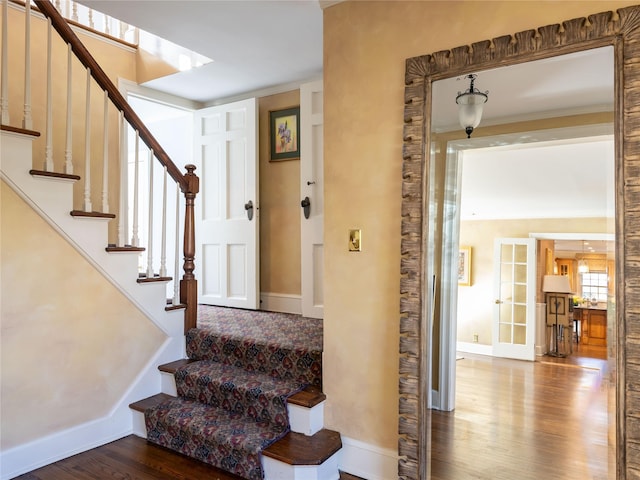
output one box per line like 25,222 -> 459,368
431,344 -> 612,480
17,345 -> 610,480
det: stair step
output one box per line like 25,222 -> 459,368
70,210 -> 116,219
29,169 -> 81,181
262,429 -> 342,465
174,360 -> 303,428
1,124 -> 41,137
105,245 -> 145,252
158,360 -> 325,408
186,327 -> 322,387
130,394 -> 341,479
137,274 -> 173,283
129,392 -> 172,413
142,394 -> 288,480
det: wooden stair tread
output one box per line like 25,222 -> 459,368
137,275 -> 172,283
158,359 -> 197,373
1,124 -> 41,137
70,210 -> 116,219
29,169 -> 81,181
129,393 -> 173,413
288,385 -> 326,408
165,303 -> 186,311
106,245 -> 145,252
262,428 -> 341,465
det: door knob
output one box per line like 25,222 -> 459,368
244,200 -> 254,221
301,196 -> 311,219
495,299 -> 503,304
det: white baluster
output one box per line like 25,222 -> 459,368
71,1 -> 78,22
22,0 -> 32,129
1,0 -> 10,124
54,0 -> 61,12
146,149 -> 154,278
88,8 -> 94,29
131,131 -> 140,247
44,18 -> 53,171
173,187 -> 180,305
159,166 -> 168,277
83,68 -> 92,212
102,90 -> 109,213
64,44 -> 73,174
117,112 -> 127,246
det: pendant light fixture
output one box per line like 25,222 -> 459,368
456,74 -> 489,138
577,240 -> 589,273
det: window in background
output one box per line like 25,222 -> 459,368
581,272 -> 608,302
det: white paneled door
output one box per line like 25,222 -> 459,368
195,98 -> 259,309
300,80 -> 324,319
493,238 -> 537,361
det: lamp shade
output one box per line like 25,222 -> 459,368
542,274 -> 572,293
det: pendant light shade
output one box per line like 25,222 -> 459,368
577,240 -> 589,273
456,74 -> 488,138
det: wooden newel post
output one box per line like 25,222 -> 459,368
180,164 -> 199,333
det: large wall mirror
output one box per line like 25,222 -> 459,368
399,6 -> 640,479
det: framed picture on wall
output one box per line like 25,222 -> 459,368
458,246 -> 472,286
269,106 -> 300,161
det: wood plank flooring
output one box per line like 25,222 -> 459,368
431,343 -> 612,480
16,345 -> 610,480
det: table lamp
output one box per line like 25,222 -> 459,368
542,274 -> 573,357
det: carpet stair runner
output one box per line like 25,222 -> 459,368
130,326 -> 340,480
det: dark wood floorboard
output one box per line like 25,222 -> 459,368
431,344 -> 612,480
17,344 -> 610,480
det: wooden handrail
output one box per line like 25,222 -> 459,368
32,0 -> 198,332
33,0 -> 187,192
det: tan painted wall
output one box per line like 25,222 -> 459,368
457,217 -> 611,345
323,0 -> 637,451
258,91 -> 302,296
0,181 -> 166,449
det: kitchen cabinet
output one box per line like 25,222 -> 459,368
575,307 -> 607,346
555,258 -> 575,292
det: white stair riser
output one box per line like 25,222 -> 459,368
159,371 -> 324,435
131,410 -> 148,438
262,451 -> 340,480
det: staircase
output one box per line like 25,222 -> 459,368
130,325 -> 341,479
2,2 -> 342,479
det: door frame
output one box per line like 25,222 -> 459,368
437,124 -> 614,412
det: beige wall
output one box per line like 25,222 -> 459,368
323,0 -> 637,452
457,217 -> 611,345
0,181 -> 166,449
258,91 -> 302,296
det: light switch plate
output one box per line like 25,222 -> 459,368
349,229 -> 361,252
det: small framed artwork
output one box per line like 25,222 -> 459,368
458,246 -> 472,286
269,106 -> 300,161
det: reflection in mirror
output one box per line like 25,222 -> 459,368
398,7 -> 640,479
427,47 -> 615,479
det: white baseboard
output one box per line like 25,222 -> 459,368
456,341 -> 493,356
0,337 -> 184,480
338,436 -> 398,480
260,292 -> 302,315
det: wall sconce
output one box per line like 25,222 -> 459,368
456,74 -> 488,138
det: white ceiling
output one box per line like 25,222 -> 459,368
75,3 -> 616,253
77,0 -> 324,102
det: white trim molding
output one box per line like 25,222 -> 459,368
260,292 -> 302,315
456,341 -> 493,356
338,436 -> 398,480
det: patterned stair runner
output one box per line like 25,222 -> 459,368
186,327 -> 322,387
144,323 -> 317,479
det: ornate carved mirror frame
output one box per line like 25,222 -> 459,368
399,6 -> 640,479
